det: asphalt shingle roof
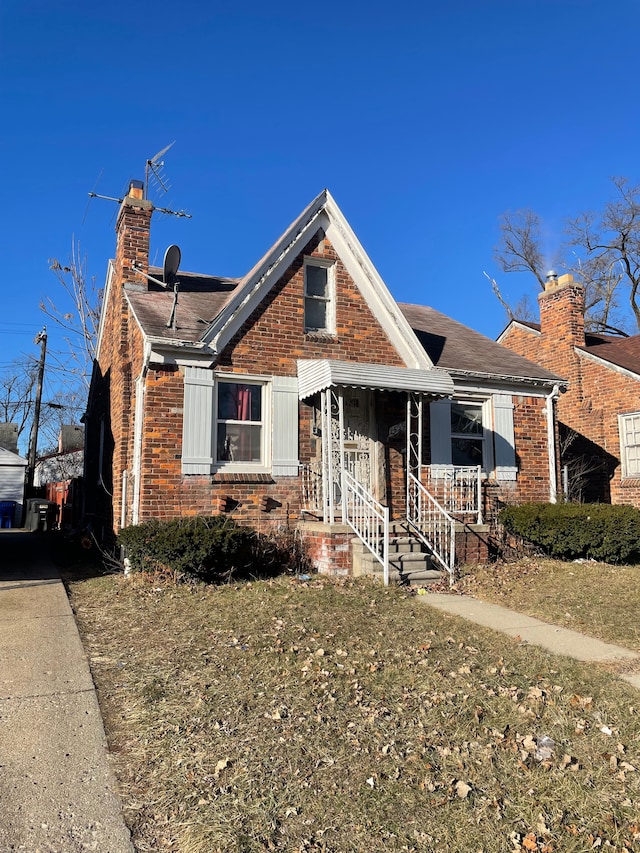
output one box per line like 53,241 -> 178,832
400,303 -> 563,384
508,319 -> 640,377
125,268 -> 563,386
126,268 -> 239,342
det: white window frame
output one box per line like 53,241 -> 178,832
450,399 -> 487,468
213,373 -> 271,473
304,256 -> 335,334
430,395 -> 516,480
619,411 -> 640,479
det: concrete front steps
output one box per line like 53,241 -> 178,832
351,521 -> 444,585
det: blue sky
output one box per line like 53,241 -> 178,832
2,0 -> 639,391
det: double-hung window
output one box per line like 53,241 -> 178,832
216,379 -> 264,464
304,258 -> 335,333
182,368 -> 299,477
619,412 -> 640,478
450,402 -> 484,466
430,394 -> 515,479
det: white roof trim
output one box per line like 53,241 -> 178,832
95,260 -> 116,362
205,193 -> 329,353
203,190 -> 434,369
297,359 -> 454,400
323,196 -> 433,369
496,320 -> 540,345
577,346 -> 640,381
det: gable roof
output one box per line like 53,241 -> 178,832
0,446 -> 27,466
578,333 -> 640,377
402,304 -> 564,386
498,318 -> 640,378
201,190 -> 434,369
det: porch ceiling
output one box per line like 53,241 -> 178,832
296,359 -> 454,400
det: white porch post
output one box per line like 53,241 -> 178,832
337,388 -> 346,520
321,389 -> 331,523
406,392 -> 423,517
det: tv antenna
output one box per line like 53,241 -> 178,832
145,141 -> 174,199
86,143 -> 192,220
132,244 -> 182,329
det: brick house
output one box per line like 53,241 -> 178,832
84,182 -> 563,580
499,272 -> 640,505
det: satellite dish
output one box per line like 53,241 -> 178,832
163,244 -> 181,286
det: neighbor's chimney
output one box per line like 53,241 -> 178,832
537,271 -> 586,390
115,179 -> 153,291
539,271 -> 586,348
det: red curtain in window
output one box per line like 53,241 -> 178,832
236,385 -> 252,459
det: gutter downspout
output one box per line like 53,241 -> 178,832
546,384 -> 560,504
131,344 -> 151,526
121,469 -> 128,529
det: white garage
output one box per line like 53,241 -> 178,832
0,447 -> 27,527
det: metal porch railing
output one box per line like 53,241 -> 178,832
342,469 -> 390,586
407,471 -> 456,585
301,462 -> 324,517
424,465 -> 482,523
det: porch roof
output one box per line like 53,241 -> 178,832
296,359 -> 454,400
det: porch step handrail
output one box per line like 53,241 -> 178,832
342,469 -> 390,586
407,471 -> 456,585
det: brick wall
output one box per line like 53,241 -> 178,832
500,276 -> 640,506
131,230 -> 409,532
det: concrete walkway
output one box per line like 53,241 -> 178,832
0,531 -> 133,853
420,591 -> 640,690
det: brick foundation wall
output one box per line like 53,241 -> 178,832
297,522 -> 353,576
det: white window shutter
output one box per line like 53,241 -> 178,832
272,376 -> 299,476
430,399 -> 452,475
493,394 -> 517,480
182,367 -> 214,474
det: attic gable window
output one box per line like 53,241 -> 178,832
304,258 -> 335,334
619,412 -> 640,478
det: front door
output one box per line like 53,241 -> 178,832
341,388 -> 372,489
325,386 -> 375,505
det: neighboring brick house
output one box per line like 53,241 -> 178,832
84,181 -> 563,577
499,272 -> 640,505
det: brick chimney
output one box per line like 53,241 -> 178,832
539,272 -> 586,346
538,271 -> 586,395
115,179 -> 153,291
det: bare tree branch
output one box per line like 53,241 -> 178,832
45,238 -> 102,389
494,210 -> 548,289
493,178 -> 640,334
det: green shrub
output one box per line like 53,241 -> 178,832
118,516 -> 253,581
118,516 -> 313,582
498,502 -> 640,564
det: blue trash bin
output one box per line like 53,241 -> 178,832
0,501 -> 17,528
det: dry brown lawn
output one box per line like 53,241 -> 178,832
457,557 -> 640,653
66,569 -> 640,853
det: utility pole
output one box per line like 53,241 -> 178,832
26,328 -> 47,492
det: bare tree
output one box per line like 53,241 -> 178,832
0,358 -> 63,455
44,239 -> 102,389
0,359 -> 37,443
484,272 -> 538,323
567,177 -> 640,332
492,178 -> 640,334
494,209 -> 548,289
